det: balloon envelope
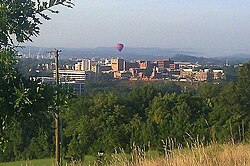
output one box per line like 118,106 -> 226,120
116,43 -> 124,52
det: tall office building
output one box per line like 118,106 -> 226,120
81,59 -> 91,71
75,59 -> 91,71
111,57 -> 125,71
156,58 -> 174,69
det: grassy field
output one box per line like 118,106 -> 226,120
1,141 -> 250,166
0,155 -> 96,166
139,142 -> 250,166
108,141 -> 250,166
0,158 -> 55,166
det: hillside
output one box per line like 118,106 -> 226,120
18,47 -> 250,65
172,54 -> 223,65
17,46 -> 201,60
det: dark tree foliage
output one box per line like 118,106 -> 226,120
0,0 -> 73,162
223,65 -> 238,83
209,62 -> 250,142
0,0 -> 73,48
0,49 -> 56,161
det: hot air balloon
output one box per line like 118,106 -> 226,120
116,43 -> 124,52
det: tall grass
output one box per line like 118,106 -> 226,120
1,140 -> 250,166
107,139 -> 250,166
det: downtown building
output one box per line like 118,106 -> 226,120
75,59 -> 91,71
111,57 -> 125,71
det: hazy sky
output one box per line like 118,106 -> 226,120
26,0 -> 250,56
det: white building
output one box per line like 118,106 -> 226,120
54,70 -> 92,82
213,69 -> 224,80
75,59 -> 91,71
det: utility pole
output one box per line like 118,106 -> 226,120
54,49 -> 61,166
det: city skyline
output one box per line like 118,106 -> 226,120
24,0 -> 250,56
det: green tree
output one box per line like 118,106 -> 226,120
197,82 -> 221,107
209,82 -> 243,142
0,0 -> 73,162
63,96 -> 94,158
209,62 -> 250,143
0,0 -> 73,48
223,65 -> 238,82
124,85 -> 158,119
237,62 -> 250,111
146,92 -> 211,148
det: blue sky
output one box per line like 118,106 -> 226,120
26,0 -> 250,56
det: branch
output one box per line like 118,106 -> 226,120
36,0 -> 74,14
36,0 -> 74,20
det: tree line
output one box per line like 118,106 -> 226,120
1,57 -> 249,162
61,66 -> 250,159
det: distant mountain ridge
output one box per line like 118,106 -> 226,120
172,54 -> 224,65
216,53 -> 250,63
17,46 -> 250,64
18,46 -> 201,60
